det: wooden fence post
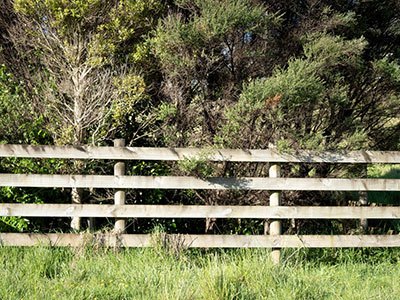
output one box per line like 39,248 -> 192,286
269,163 -> 281,265
359,191 -> 368,232
114,139 -> 126,233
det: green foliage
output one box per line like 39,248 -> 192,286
13,0 -> 109,45
14,0 -> 164,65
0,63 -> 57,232
88,0 -> 164,66
156,102 -> 177,121
152,0 -> 279,78
373,58 -> 400,85
178,157 -> 214,178
0,65 -> 54,232
0,64 -> 20,97
0,216 -> 29,232
15,0 -> 102,20
0,64 -> 23,142
0,65 -> 48,144
0,187 -> 42,232
151,0 -> 281,146
177,148 -> 217,178
176,0 -> 271,36
303,34 -> 367,71
130,161 -> 169,177
217,33 -> 376,150
112,73 -> 148,126
0,156 -> 67,232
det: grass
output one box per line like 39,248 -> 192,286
1,246 -> 400,300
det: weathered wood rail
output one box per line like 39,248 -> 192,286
1,144 -> 399,163
0,174 -> 398,190
0,143 -> 399,261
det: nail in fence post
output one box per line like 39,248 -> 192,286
114,139 -> 126,233
269,163 -> 281,265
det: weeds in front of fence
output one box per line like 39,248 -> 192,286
0,245 -> 400,300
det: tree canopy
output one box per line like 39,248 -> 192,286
1,0 -> 398,150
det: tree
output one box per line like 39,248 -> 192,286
5,0 -> 164,230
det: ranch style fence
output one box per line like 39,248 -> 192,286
0,141 -> 399,262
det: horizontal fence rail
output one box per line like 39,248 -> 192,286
1,144 -> 400,163
1,204 -> 400,219
1,233 -> 400,248
0,174 -> 398,191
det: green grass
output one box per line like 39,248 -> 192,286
1,246 -> 400,299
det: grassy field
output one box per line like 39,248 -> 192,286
1,245 -> 400,300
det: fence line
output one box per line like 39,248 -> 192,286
0,142 -> 399,261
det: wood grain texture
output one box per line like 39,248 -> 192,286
0,174 -> 398,191
2,204 -> 400,219
114,139 -> 126,233
1,233 -> 399,248
1,144 -> 399,163
269,163 -> 281,264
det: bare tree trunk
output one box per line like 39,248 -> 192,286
7,12 -> 126,231
70,65 -> 84,231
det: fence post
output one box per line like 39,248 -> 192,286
269,163 -> 281,265
114,139 -> 126,233
359,191 -> 368,232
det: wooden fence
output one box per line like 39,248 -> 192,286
0,142 -> 399,262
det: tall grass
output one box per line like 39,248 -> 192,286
1,246 -> 400,299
